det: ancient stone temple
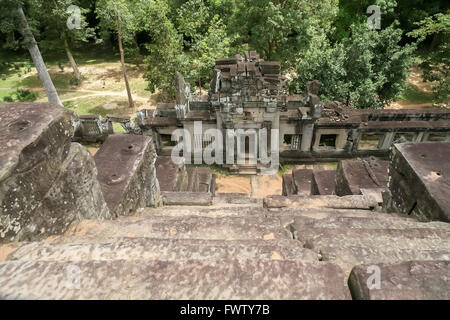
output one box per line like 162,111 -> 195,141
114,51 -> 450,174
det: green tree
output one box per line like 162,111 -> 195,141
28,0 -> 95,84
189,15 -> 233,92
229,0 -> 339,67
0,0 -> 62,106
96,0 -> 136,108
140,0 -> 187,100
291,23 -> 415,109
408,12 -> 450,103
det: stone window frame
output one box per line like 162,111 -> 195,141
357,132 -> 385,151
313,129 -> 347,152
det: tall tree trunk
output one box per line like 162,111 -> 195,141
116,14 -> 134,109
429,33 -> 439,51
16,6 -> 62,106
62,32 -> 82,84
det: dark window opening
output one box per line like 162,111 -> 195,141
284,134 -> 292,145
160,134 -> 177,147
319,134 -> 337,148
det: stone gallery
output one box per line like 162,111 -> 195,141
0,52 -> 449,300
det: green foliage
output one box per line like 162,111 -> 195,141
229,0 -> 339,67
408,11 -> 450,103
3,96 -> 14,102
291,23 -> 416,109
5,88 -> 38,102
140,0 -> 186,99
188,15 -> 233,87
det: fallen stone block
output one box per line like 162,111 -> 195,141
348,261 -> 450,300
0,259 -> 350,299
263,195 -> 378,210
162,191 -> 213,206
335,157 -> 389,196
94,134 -> 161,217
383,142 -> 450,222
311,170 -> 336,195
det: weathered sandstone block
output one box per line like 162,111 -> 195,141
335,157 -> 389,196
383,142 -> 450,222
94,134 -> 161,217
0,103 -> 109,242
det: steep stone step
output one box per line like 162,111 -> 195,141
213,193 -> 260,205
264,195 -> 379,210
7,238 -> 319,262
0,259 -> 351,299
141,204 -> 265,217
348,260 -> 450,300
291,216 -> 450,231
295,228 -> 450,276
64,216 -> 290,241
162,191 -> 213,206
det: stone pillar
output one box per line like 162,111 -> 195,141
300,123 -> 314,152
379,132 -> 394,150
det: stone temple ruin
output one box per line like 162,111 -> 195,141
76,51 -> 450,174
0,52 -> 449,300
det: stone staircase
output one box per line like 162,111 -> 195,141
0,194 -> 449,300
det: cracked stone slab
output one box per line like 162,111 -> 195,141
348,261 -> 450,300
7,238 -> 319,262
94,134 -> 160,217
0,259 -> 350,299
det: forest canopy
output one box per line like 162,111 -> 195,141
0,0 -> 449,108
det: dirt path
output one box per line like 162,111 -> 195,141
59,90 -> 150,103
